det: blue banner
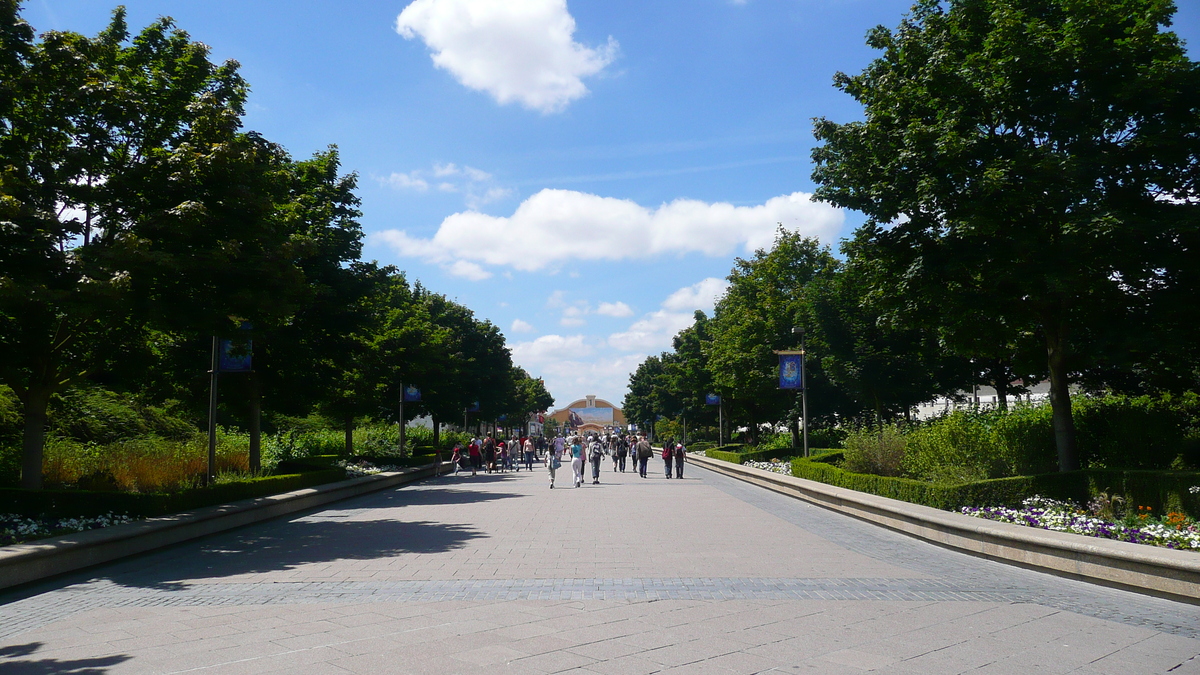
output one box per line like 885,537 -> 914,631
779,353 -> 803,390
467,401 -> 481,412
218,339 -> 252,373
705,393 -> 721,405
402,385 -> 422,402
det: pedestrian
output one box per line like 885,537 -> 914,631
523,436 -> 536,471
547,438 -> 562,488
674,440 -> 686,479
467,438 -> 482,476
451,442 -> 463,476
570,436 -> 585,488
483,434 -> 496,473
662,438 -> 674,479
636,435 -> 652,478
589,437 -> 604,485
498,441 -> 509,473
616,435 -> 628,472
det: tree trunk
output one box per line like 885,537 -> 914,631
993,371 -> 1009,412
20,386 -> 52,490
249,373 -> 261,472
1044,318 -> 1079,471
432,415 -> 441,450
344,414 -> 354,456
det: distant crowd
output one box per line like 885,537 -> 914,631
449,433 -> 686,488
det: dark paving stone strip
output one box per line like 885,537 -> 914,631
0,576 -> 1020,640
693,464 -> 1200,639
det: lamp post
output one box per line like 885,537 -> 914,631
792,326 -> 809,459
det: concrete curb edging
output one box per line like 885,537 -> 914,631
688,454 -> 1200,602
0,462 -> 452,592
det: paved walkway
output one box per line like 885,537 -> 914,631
2,459 -> 1199,674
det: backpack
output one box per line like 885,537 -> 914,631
589,443 -> 603,460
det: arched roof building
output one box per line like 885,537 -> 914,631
547,395 -> 626,435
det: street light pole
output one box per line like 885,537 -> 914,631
792,326 -> 809,459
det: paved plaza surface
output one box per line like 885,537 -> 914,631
2,460 -> 1199,674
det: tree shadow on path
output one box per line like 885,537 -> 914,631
0,642 -> 131,674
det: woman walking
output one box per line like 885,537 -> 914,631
547,438 -> 562,488
523,436 -> 536,472
467,438 -> 482,476
661,438 -> 674,479
570,436 -> 585,488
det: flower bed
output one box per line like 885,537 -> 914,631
336,459 -> 404,477
961,496 -> 1200,551
1,512 -> 135,547
743,459 -> 792,475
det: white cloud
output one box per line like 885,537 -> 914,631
662,277 -> 729,313
596,301 -> 634,317
373,189 -> 842,276
510,319 -> 535,333
509,333 -> 642,408
396,0 -> 618,114
379,171 -> 429,191
447,259 -> 492,280
608,277 -> 730,353
511,334 -> 592,361
560,317 -> 586,327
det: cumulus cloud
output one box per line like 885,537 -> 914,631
510,319 -> 535,333
511,334 -> 592,361
509,334 -> 643,409
396,0 -> 618,114
608,277 -> 730,353
373,189 -> 843,277
662,277 -> 729,312
596,301 -> 634,317
447,260 -> 492,280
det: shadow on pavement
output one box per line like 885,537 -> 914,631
1,642 -> 131,673
109,518 -> 487,590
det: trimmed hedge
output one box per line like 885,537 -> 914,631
707,445 -> 833,465
788,456 -> 1200,516
0,468 -> 347,520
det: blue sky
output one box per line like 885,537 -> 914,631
28,0 -> 1200,410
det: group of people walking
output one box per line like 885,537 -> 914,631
449,431 -> 688,488
450,433 -> 543,476
544,433 -> 686,488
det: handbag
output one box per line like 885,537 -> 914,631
551,456 -> 561,470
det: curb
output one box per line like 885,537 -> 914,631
689,454 -> 1200,602
0,462 -> 452,592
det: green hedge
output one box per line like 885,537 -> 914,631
788,456 -> 1200,516
0,468 -> 347,520
707,445 -> 834,465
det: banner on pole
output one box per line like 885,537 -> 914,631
705,393 -> 721,405
402,385 -> 422,402
467,401 -> 481,412
218,339 -> 252,372
778,353 -> 803,390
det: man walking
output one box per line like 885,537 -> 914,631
589,437 -> 604,485
674,440 -> 686,478
636,435 -> 652,478
662,438 -> 674,479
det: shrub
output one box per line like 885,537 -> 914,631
0,468 -> 348,520
807,427 -> 847,449
843,427 -> 907,477
790,455 -> 1200,518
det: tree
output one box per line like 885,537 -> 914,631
0,7 -> 267,488
705,230 -> 852,442
808,247 -> 969,423
811,0 -> 1200,470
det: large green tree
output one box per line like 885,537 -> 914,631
0,6 -> 286,488
811,0 -> 1200,470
